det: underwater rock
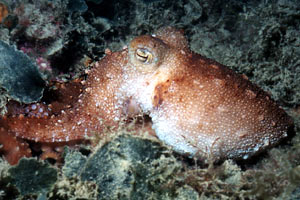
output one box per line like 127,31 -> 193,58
68,0 -> 88,13
8,158 -> 57,196
173,186 -> 200,200
62,148 -> 87,178
0,40 -> 45,103
79,134 -> 181,200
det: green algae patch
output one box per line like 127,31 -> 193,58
8,158 -> 57,196
0,40 -> 45,103
0,159 -> 19,199
80,134 -> 182,200
62,148 -> 87,178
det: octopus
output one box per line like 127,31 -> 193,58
0,27 -> 293,165
0,2 -> 8,23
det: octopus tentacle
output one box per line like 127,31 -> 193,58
0,51 -> 128,143
0,128 -> 31,165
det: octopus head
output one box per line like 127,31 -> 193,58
128,35 -> 169,73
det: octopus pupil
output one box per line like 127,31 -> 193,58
136,48 -> 151,63
138,54 -> 148,62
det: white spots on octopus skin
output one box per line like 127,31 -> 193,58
240,113 -> 247,119
85,87 -> 91,93
192,79 -> 204,88
123,74 -> 129,80
31,104 -> 37,110
151,110 -> 218,157
51,133 -> 57,142
95,102 -> 100,108
106,73 -> 113,79
180,50 -> 186,55
242,74 -> 249,80
121,77 -> 153,112
236,128 -> 249,138
167,81 -> 177,93
242,143 -> 263,160
213,78 -> 225,88
253,144 -> 261,152
245,89 -> 257,99
170,34 -> 177,40
217,105 -> 228,113
84,128 -> 88,138
282,132 -> 288,137
258,114 -> 265,122
263,138 -> 270,146
242,154 -> 249,160
210,64 -> 219,70
152,118 -> 197,155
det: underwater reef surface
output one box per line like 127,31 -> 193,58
0,40 -> 45,104
0,0 -> 299,199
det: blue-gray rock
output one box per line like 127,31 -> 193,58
0,40 -> 45,103
8,158 -> 57,195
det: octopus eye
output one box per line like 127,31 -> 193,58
135,48 -> 153,64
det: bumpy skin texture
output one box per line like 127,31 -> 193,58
0,129 -> 31,164
0,27 -> 293,164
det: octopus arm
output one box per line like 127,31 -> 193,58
0,51 -> 127,143
0,128 -> 31,165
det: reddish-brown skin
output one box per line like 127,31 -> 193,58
0,27 -> 293,164
0,129 -> 31,164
